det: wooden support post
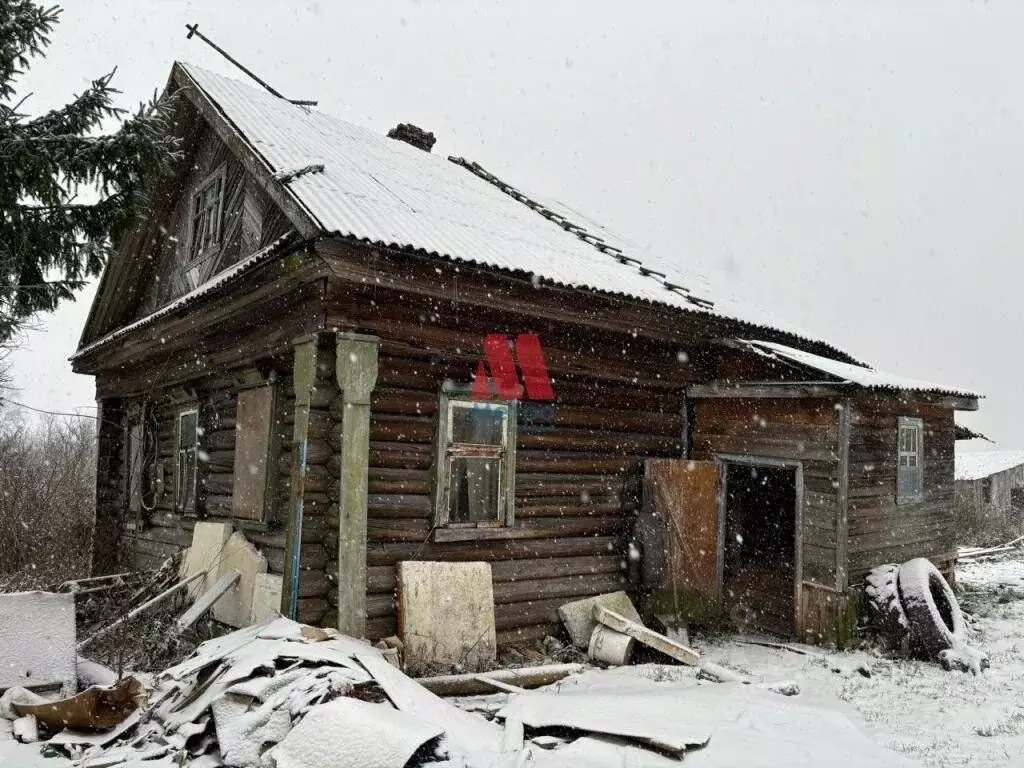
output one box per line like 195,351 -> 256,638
334,332 -> 379,637
282,336 -> 321,619
92,396 -> 125,576
836,397 -> 851,592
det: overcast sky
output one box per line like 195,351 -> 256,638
6,0 -> 1021,448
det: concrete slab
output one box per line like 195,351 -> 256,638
396,561 -> 496,673
212,531 -> 268,627
558,591 -> 643,649
250,574 -> 284,624
180,522 -> 233,599
0,591 -> 76,695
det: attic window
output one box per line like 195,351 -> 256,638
188,167 -> 225,261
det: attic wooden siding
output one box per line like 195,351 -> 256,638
689,397 -> 842,588
134,123 -> 291,320
847,396 -> 956,582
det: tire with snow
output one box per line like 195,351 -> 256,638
864,563 -> 909,648
897,557 -> 966,658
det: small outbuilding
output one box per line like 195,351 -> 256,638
72,62 -> 981,647
954,450 -> 1024,538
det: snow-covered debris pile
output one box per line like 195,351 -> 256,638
1,616 -> 928,767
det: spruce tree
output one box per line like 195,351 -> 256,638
0,1 -> 179,342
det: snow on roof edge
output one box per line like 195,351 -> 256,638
744,340 -> 981,400
72,234 -> 298,360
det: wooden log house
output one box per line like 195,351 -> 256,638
72,62 -> 980,645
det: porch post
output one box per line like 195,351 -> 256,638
334,332 -> 379,636
282,335 -> 321,619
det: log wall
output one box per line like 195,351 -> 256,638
320,333 -> 689,643
119,364 -> 293,590
846,396 -> 957,583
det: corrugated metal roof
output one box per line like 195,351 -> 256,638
956,450 -> 1024,481
73,234 -> 296,358
178,62 -> 856,360
745,340 -> 980,399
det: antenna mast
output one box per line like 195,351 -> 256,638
185,24 -> 317,107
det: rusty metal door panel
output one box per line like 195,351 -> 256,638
646,458 -> 722,606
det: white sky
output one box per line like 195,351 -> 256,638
7,0 -> 1021,447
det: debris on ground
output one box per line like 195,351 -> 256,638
557,590 -> 642,650
0,615 -> 922,767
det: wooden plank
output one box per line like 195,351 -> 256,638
594,606 -> 700,665
175,571 -> 240,632
646,458 -> 721,604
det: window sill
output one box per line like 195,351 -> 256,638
432,525 -> 518,542
896,495 -> 924,506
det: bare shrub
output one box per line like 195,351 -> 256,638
0,413 -> 96,586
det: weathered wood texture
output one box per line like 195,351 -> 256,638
93,397 -> 126,575
797,582 -> 855,648
846,396 -> 957,583
644,459 -> 721,614
690,396 -> 842,589
954,465 -> 1024,537
134,123 -> 291,321
117,365 -> 295,601
311,281 -> 694,639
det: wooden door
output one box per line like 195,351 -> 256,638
644,459 -> 722,610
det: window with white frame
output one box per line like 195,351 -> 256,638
188,167 -> 225,262
897,416 -> 923,503
434,391 -> 516,533
177,408 -> 199,515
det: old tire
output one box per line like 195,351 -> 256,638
898,558 -> 966,658
864,563 -> 909,648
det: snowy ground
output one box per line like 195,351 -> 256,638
693,555 -> 1024,768
3,556 -> 1024,767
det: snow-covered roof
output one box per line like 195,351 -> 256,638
74,234 -> 295,358
956,450 -> 1024,481
176,62 -> 855,361
745,340 -> 981,399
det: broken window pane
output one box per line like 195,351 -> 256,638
436,394 -> 516,531
448,457 -> 501,523
450,402 -> 506,445
189,170 -> 224,261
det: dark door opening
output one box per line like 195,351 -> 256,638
723,462 -> 798,636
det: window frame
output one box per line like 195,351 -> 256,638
432,387 -> 517,540
176,407 -> 200,517
187,165 -> 226,264
896,416 -> 924,504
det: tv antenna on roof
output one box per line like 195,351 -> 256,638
185,23 -> 318,107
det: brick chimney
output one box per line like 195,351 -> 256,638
387,123 -> 436,153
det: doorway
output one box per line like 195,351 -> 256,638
721,461 -> 799,636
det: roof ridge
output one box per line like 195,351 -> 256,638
447,156 -> 715,311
